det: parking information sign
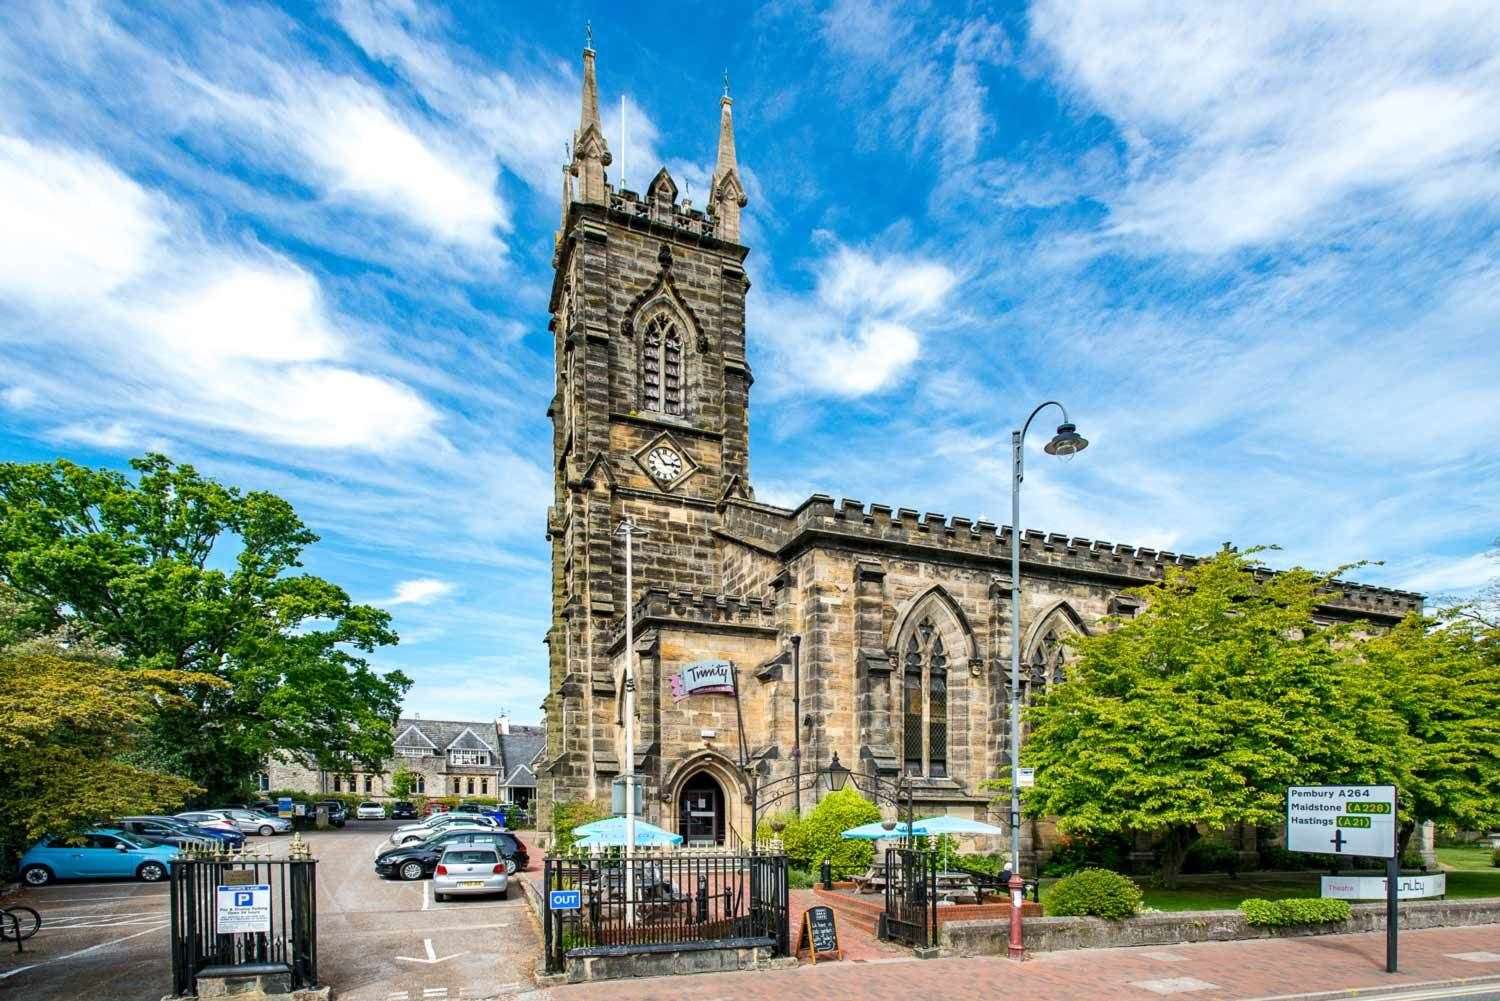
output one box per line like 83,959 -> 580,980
216,884 -> 272,934
1286,785 -> 1397,858
549,889 -> 581,912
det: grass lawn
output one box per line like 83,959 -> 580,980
1436,845 -> 1497,871
1039,863 -> 1500,913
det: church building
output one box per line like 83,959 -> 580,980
536,44 -> 1423,853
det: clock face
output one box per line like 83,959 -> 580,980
646,446 -> 684,483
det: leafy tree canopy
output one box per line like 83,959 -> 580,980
0,646 -> 208,860
0,454 -> 411,801
1019,549 -> 1413,885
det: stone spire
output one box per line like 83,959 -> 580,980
709,76 -> 748,243
572,38 -> 611,205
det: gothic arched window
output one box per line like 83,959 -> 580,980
641,314 -> 685,416
902,617 -> 949,777
1027,627 -> 1068,699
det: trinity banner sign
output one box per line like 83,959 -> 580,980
670,660 -> 735,702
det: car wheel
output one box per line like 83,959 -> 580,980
21,865 -> 53,886
258,825 -> 274,837
504,858 -> 518,875
400,861 -> 424,881
137,861 -> 167,882
434,892 -> 446,902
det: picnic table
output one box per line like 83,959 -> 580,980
850,866 -> 981,903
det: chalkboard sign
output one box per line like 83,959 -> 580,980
799,905 -> 840,963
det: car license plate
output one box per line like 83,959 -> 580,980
459,880 -> 485,887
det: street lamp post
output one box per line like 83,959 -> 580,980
616,517 -> 645,922
1008,403 -> 1087,961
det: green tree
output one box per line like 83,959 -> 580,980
1355,611 -> 1500,847
0,647 -> 208,864
390,766 -> 418,800
1019,550 -> 1411,886
0,454 -> 411,801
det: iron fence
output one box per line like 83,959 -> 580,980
881,847 -> 938,947
543,853 -> 789,974
169,852 -> 317,997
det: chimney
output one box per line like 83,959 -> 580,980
498,714 -> 511,736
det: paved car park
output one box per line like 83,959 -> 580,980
0,820 -> 540,1001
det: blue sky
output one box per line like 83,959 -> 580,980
2,1 -> 1498,722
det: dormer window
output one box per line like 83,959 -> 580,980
449,750 -> 490,767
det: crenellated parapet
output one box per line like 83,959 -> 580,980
603,586 -> 780,652
784,494 -> 1423,622
607,185 -> 725,241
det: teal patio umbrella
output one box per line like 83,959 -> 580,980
571,816 -> 684,848
840,820 -> 913,840
910,816 -> 1006,837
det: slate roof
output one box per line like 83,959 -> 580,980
498,724 -> 546,787
395,718 -> 494,755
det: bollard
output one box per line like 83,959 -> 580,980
820,860 -> 832,890
1007,871 -> 1026,960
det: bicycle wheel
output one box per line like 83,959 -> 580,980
0,906 -> 41,941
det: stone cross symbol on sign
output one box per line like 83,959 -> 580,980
1330,829 -> 1347,852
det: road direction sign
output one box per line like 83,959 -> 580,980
1286,785 -> 1397,858
1016,768 -> 1036,788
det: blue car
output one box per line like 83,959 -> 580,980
18,829 -> 179,886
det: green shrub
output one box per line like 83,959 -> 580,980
780,789 -> 881,875
1042,832 -> 1131,876
1240,897 -> 1350,927
551,798 -> 609,855
952,853 -> 1009,876
1491,847 -> 1499,868
788,866 -> 817,889
1045,868 -> 1143,919
1184,836 -> 1240,876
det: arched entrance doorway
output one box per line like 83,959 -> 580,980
677,771 -> 726,848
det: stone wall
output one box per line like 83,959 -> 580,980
940,898 -> 1500,956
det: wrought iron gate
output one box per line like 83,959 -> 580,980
168,849 -> 318,996
880,847 -> 937,947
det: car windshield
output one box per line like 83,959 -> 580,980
361,802 -> 378,808
442,849 -> 498,864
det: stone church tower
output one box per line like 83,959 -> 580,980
540,43 -> 757,817
535,44 -> 1423,852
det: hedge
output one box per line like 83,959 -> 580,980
1240,897 -> 1351,927
1044,867 -> 1143,919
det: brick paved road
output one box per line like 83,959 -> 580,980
534,925 -> 1500,1001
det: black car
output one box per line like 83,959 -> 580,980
374,829 -> 529,881
116,816 -> 245,850
390,801 -> 417,820
315,801 -> 347,828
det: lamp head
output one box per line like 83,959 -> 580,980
825,752 -> 850,792
1043,422 -> 1088,457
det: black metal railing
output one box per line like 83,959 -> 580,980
881,847 -> 938,947
543,853 -> 789,974
943,861 -> 1040,902
169,853 -> 317,997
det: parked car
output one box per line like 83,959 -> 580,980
132,814 -> 244,849
389,813 -> 499,846
315,801 -> 347,828
175,811 -> 245,836
452,802 -> 507,824
356,802 -> 386,820
18,830 -> 179,886
432,845 -> 509,901
390,801 -> 417,820
423,801 -> 449,817
198,809 -> 292,837
113,816 -> 220,850
374,828 -> 529,881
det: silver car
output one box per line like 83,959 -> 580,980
390,813 -> 498,845
210,809 -> 292,836
432,846 -> 509,901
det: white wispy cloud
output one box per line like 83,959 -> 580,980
753,242 -> 958,398
1029,1 -> 1500,254
1397,552 -> 1498,596
383,578 -> 457,606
